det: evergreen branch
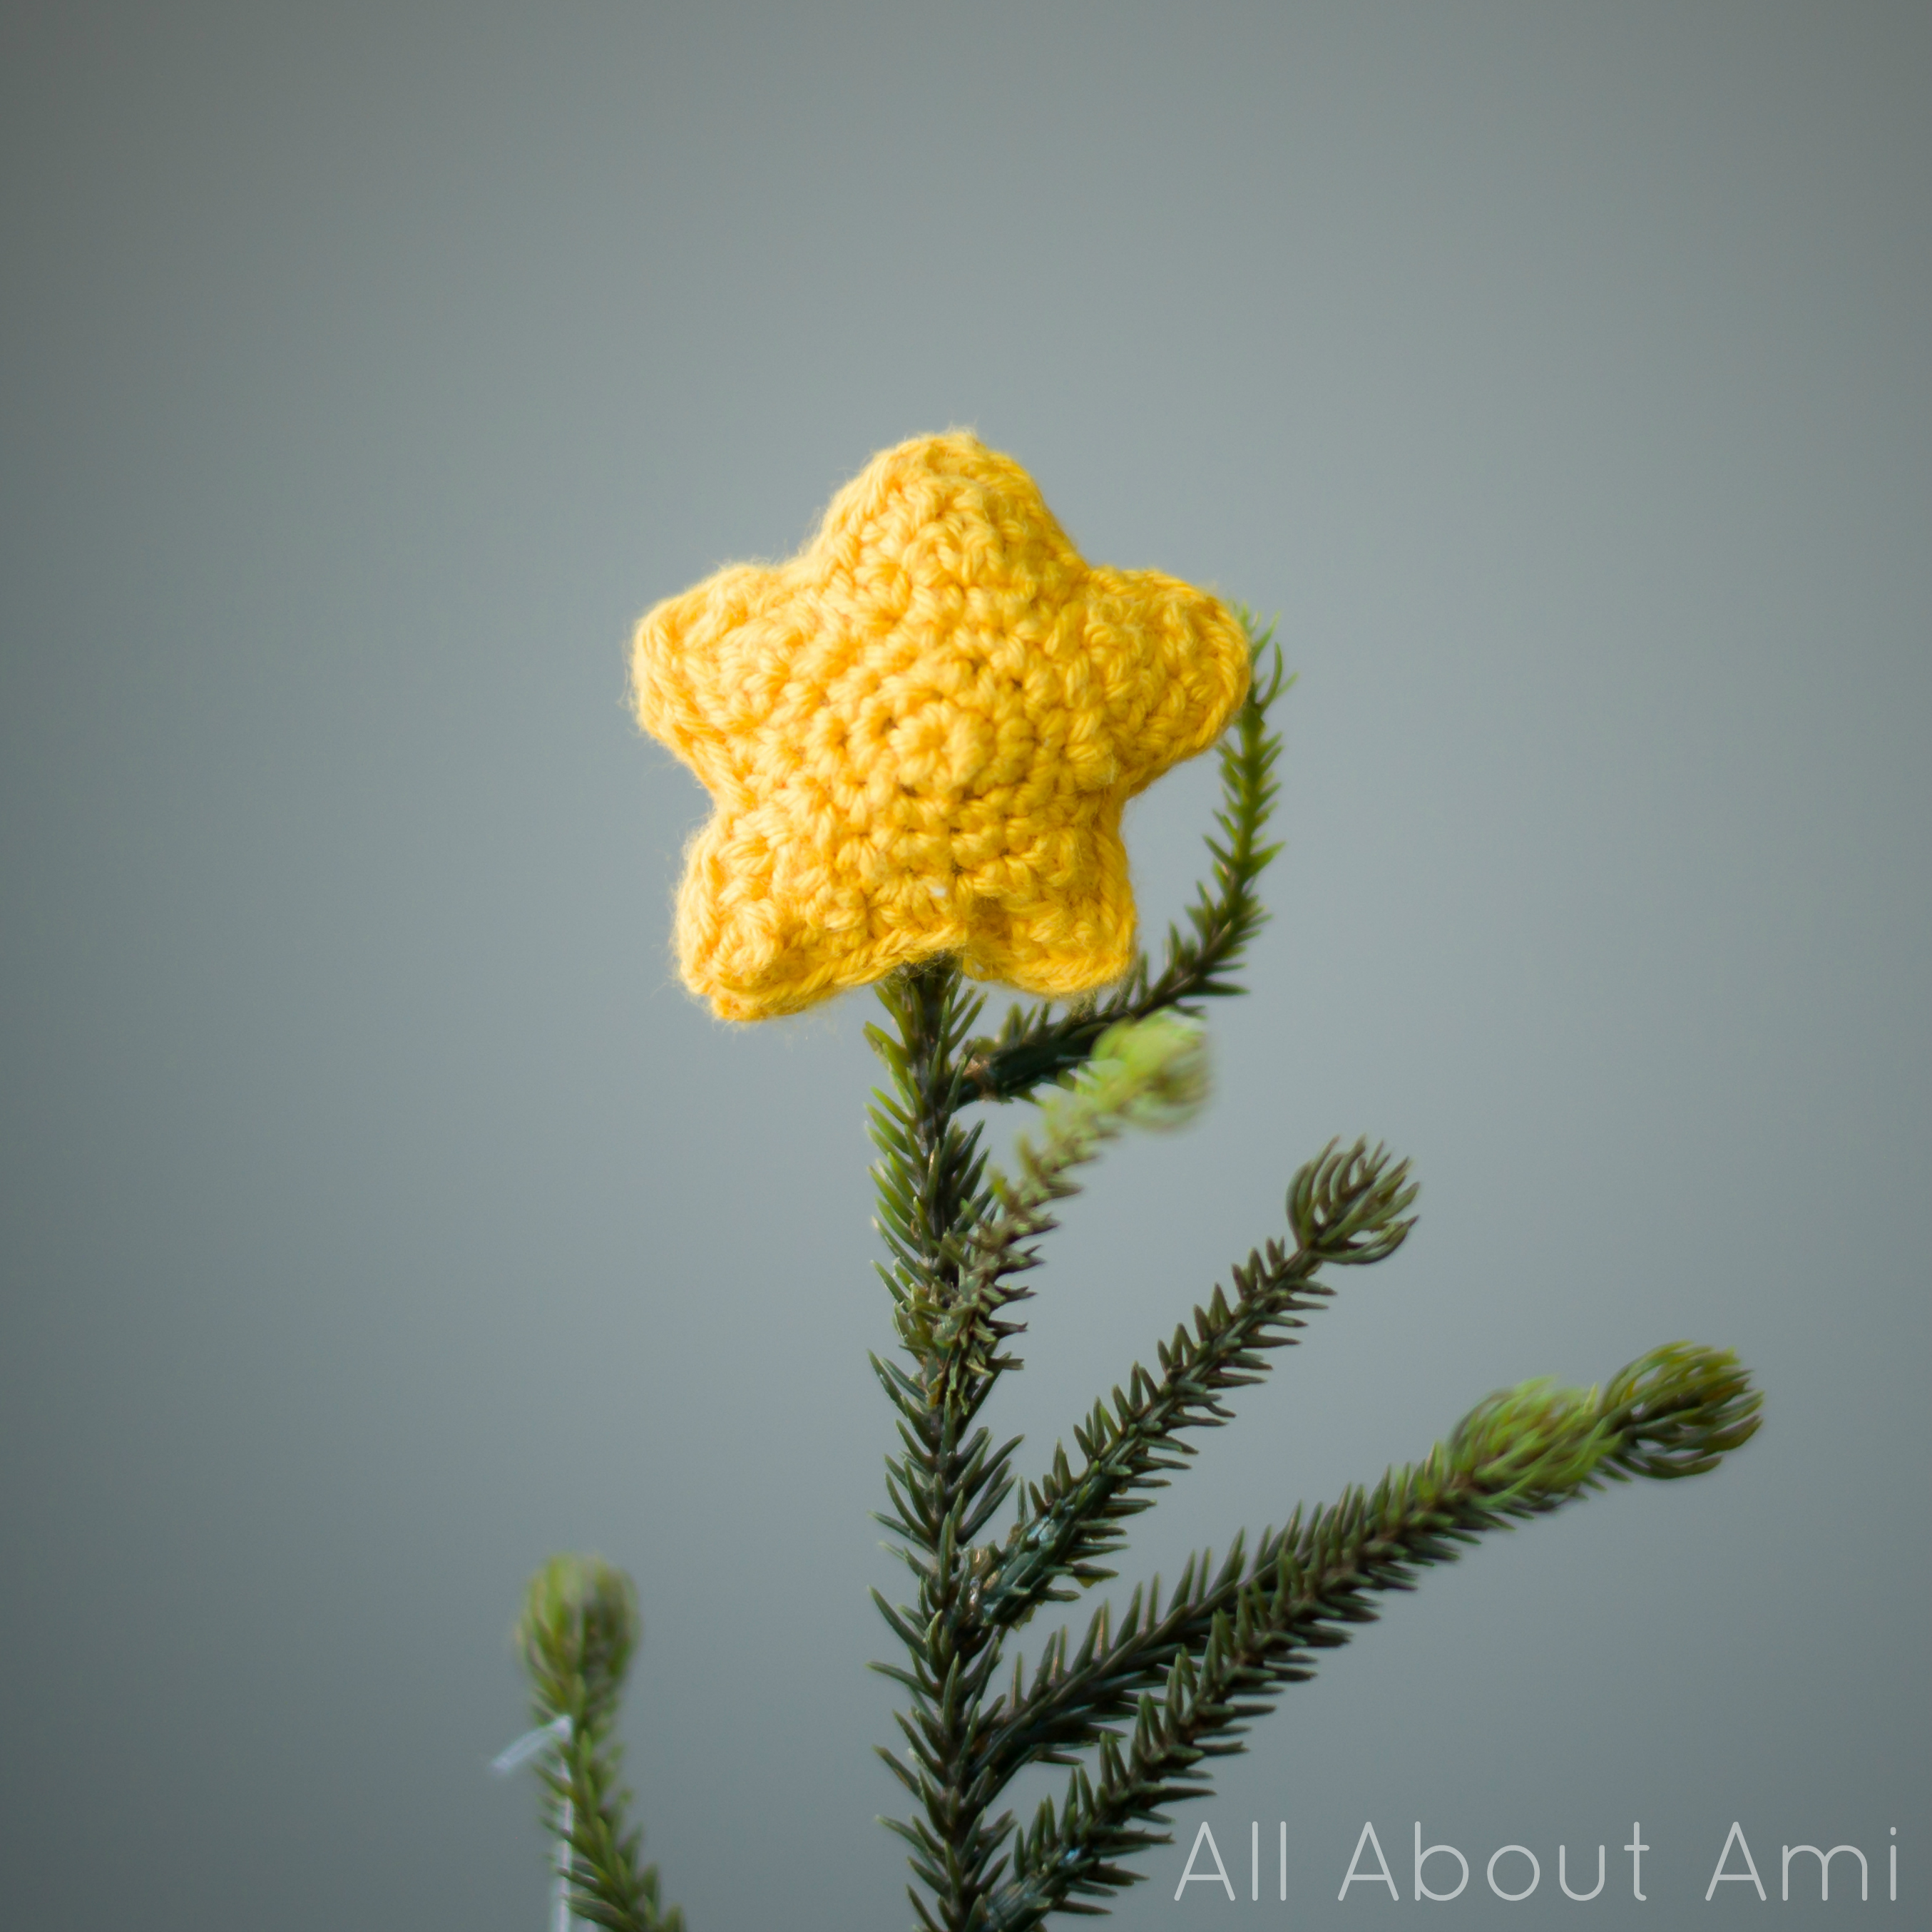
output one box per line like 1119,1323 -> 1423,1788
516,1555 -> 685,1932
867,964 -> 1019,1623
869,960 -> 1033,1932
869,996 -> 1222,1926
868,1013 -> 1221,1931
976,1140 -> 1416,1636
965,613 -> 1289,1104
981,1344 -> 1762,1931
867,962 -> 994,1359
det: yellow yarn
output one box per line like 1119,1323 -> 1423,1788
631,431 -> 1250,1021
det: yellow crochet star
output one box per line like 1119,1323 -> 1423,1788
631,431 -> 1250,1021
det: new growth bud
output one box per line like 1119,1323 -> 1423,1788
1446,1380 -> 1616,1503
517,1553 -> 641,1733
1287,1138 -> 1418,1265
1079,1011 -> 1212,1133
1441,1343 -> 1763,1513
1600,1344 -> 1764,1480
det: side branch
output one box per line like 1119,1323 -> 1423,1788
977,1141 -> 1417,1634
982,1344 -> 1762,1932
978,1242 -> 1329,1632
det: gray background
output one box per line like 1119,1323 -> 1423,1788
2,4 -> 1926,1927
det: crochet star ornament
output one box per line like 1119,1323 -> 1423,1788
632,432 -> 1250,1021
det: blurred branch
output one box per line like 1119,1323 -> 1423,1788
515,1556 -> 685,1932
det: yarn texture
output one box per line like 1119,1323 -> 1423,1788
631,431 -> 1250,1021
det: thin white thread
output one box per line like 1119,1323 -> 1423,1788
553,1792 -> 575,1932
491,1714 -> 571,1774
492,1714 -> 577,1931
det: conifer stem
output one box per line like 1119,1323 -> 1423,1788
878,959 -> 1008,1932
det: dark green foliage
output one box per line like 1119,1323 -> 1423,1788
508,612 -> 1762,1932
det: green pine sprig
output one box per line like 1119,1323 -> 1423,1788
515,1556 -> 685,1932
